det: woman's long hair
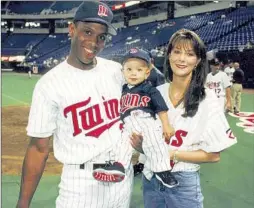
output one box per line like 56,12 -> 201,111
164,29 -> 209,117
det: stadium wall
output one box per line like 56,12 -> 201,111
3,28 -> 49,34
175,1 -> 236,17
129,12 -> 167,26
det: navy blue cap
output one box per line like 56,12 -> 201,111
210,59 -> 220,66
123,48 -> 151,64
74,1 -> 117,36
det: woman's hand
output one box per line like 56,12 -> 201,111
130,132 -> 144,154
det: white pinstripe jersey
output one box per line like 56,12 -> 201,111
143,83 -> 237,179
206,71 -> 231,98
27,57 -> 125,164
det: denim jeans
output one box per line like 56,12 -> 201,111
142,171 -> 204,208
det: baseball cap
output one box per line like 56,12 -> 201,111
74,1 -> 117,36
123,48 -> 151,64
210,59 -> 220,66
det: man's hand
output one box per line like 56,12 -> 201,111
131,151 -> 140,165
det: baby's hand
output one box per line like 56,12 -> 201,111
163,125 -> 175,141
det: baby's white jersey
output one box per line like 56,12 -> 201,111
206,71 -> 231,98
224,67 -> 235,82
27,57 -> 125,164
143,83 -> 237,179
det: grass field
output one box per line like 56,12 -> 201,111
2,72 -> 254,208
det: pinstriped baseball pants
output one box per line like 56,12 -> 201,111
119,110 -> 172,172
56,163 -> 133,208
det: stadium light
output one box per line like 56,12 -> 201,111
125,1 -> 140,7
112,1 -> 140,11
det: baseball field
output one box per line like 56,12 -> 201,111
2,72 -> 254,208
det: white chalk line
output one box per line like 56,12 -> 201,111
2,93 -> 29,105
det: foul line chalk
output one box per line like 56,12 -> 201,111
2,93 -> 29,105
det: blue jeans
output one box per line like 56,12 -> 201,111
142,171 -> 204,208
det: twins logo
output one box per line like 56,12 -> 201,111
129,48 -> 138,54
64,97 -> 120,138
206,81 -> 222,95
165,130 -> 188,167
120,93 -> 151,113
165,130 -> 188,147
98,4 -> 108,17
229,111 -> 254,134
206,81 -> 221,89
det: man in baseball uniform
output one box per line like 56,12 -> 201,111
16,2 -> 133,208
206,59 -> 232,112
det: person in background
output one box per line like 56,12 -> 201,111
224,60 -> 235,83
219,61 -> 225,72
28,66 -> 33,79
147,51 -> 166,87
231,62 -> 244,114
206,59 -> 232,112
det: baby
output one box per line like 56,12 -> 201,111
94,48 -> 178,188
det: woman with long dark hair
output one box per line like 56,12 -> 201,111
131,29 -> 237,208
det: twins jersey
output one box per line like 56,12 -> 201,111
143,83 -> 237,180
27,57 -> 125,164
224,67 -> 235,82
206,71 -> 231,98
120,81 -> 169,120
